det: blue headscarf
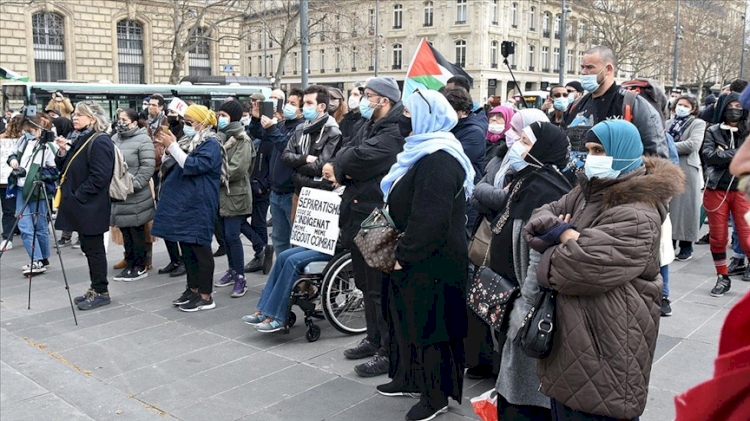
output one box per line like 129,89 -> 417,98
589,120 -> 643,174
380,89 -> 475,201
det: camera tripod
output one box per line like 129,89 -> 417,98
0,147 -> 78,325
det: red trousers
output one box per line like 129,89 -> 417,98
703,189 -> 750,273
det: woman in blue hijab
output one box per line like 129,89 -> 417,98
378,89 -> 473,421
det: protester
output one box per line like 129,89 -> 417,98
544,85 -> 570,127
0,115 -> 23,251
340,83 -> 366,145
524,120 -> 683,421
45,107 -> 74,138
565,81 -> 584,103
378,89 -> 474,421
327,87 -> 348,124
323,76 -> 405,378
110,109 -> 155,282
45,91 -> 74,119
482,105 -> 515,169
153,104 -> 222,312
55,101 -> 115,311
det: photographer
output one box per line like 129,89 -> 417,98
6,113 -> 59,275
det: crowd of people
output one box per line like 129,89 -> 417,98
1,44 -> 750,421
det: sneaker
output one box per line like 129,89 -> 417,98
262,245 -> 274,274
231,275 -> 247,298
213,246 -> 227,257
376,381 -> 421,398
1,240 -> 12,251
405,401 -> 449,421
675,250 -> 692,261
179,295 -> 216,312
22,261 -> 47,275
72,239 -> 81,249
77,291 -> 111,311
660,297 -> 673,317
244,256 -> 263,273
172,288 -> 198,306
158,261 -> 180,274
40,259 -> 50,267
344,338 -> 379,360
710,275 -> 731,297
354,354 -> 389,377
113,267 -> 131,281
743,266 -> 750,282
169,262 -> 187,277
242,313 -> 265,325
214,269 -> 235,287
465,365 -> 495,380
696,233 -> 710,245
74,288 -> 95,304
255,319 -> 284,333
55,238 -> 72,248
727,257 -> 746,275
121,267 -> 148,282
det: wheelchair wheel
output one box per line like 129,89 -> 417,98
287,311 -> 296,327
321,251 -> 367,335
306,324 -> 321,342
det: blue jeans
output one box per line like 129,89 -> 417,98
256,247 -> 328,322
242,196 -> 269,257
15,194 -> 50,261
270,191 -> 293,256
660,265 -> 669,298
222,215 -> 247,275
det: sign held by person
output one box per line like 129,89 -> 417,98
291,187 -> 341,255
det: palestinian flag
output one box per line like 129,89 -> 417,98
0,66 -> 29,82
403,38 -> 473,99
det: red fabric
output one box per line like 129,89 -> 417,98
703,189 -> 750,274
674,291 -> 750,421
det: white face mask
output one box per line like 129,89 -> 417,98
584,155 -> 618,180
348,96 -> 361,111
488,123 -> 504,134
675,105 -> 691,118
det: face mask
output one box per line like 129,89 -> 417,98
568,95 -> 577,105
302,106 -> 319,121
488,123 -> 504,134
217,116 -> 230,130
348,96 -> 361,111
360,99 -> 375,120
142,104 -> 148,111
115,121 -> 131,133
240,116 -> 251,126
22,131 -> 35,141
584,155 -> 619,180
507,141 -> 529,172
167,115 -> 179,125
725,108 -> 743,123
183,125 -> 196,137
581,67 -> 606,92
283,103 -> 298,120
398,115 -> 412,138
675,105 -> 691,118
553,98 -> 569,111
505,129 -> 520,147
328,100 -> 340,113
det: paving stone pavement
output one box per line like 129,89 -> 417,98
1,232 -> 747,421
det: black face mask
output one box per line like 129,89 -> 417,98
725,108 -> 744,123
167,115 -> 179,126
398,115 -> 412,138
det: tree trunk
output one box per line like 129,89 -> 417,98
169,52 -> 185,85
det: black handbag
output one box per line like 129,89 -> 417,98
515,287 -> 557,359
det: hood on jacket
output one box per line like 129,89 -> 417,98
454,111 -> 489,133
578,156 -> 685,212
116,126 -> 148,140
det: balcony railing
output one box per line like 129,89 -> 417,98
335,68 -> 340,73
528,66 -> 535,71
543,30 -> 550,38
510,64 -> 517,70
392,64 -> 401,70
554,32 -> 560,39
542,68 -> 550,73
491,63 -> 498,69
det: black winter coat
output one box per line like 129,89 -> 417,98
282,115 -> 342,193
702,124 -> 746,190
451,112 -> 487,185
251,135 -> 273,198
333,103 -> 405,247
387,150 -> 469,347
340,110 -> 367,146
54,131 -> 114,236
250,117 -> 304,194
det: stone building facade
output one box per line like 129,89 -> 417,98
0,0 -> 243,84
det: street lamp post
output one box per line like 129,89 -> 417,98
741,13 -> 747,79
558,0 -> 570,85
672,0 -> 681,90
374,0 -> 380,77
300,0 -> 309,86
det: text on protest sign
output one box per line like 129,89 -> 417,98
290,187 -> 341,255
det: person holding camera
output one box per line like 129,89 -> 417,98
6,113 -> 58,275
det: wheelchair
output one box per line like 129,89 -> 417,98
284,250 -> 366,342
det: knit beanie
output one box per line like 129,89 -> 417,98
185,104 -> 217,127
219,100 -> 243,122
365,77 -> 401,103
588,120 -> 644,174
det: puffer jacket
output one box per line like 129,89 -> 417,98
703,114 -> 747,191
218,122 -> 255,217
523,157 -> 685,419
282,114 -> 341,193
111,126 -> 156,227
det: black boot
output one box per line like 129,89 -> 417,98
169,262 -> 187,277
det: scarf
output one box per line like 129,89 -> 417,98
300,114 -> 330,154
486,105 -> 516,143
161,128 -> 227,188
148,111 -> 165,133
668,115 -> 693,143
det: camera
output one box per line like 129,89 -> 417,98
38,129 -> 56,144
11,167 -> 27,178
501,41 -> 515,58
21,104 -> 37,118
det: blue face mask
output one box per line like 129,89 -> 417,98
359,99 -> 375,120
553,97 -> 569,111
507,141 -> 529,172
283,103 -> 298,120
217,116 -> 230,130
22,131 -> 35,141
581,67 -> 606,92
568,95 -> 576,105
584,155 -> 640,180
183,125 -> 196,137
302,106 -> 319,121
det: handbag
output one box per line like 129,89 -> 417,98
515,287 -> 557,359
468,217 -> 492,267
353,206 -> 403,274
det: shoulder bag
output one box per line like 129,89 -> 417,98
353,205 -> 403,274
515,287 -> 557,359
468,216 -> 493,267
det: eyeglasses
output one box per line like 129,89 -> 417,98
551,92 -> 569,98
364,93 -> 381,101
413,89 -> 432,114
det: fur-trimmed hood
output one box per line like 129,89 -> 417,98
578,156 -> 685,211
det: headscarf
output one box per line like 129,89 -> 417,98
510,108 -> 549,134
176,104 -> 227,188
380,89 -> 475,201
486,105 -> 515,143
184,104 -> 218,128
588,120 -> 644,174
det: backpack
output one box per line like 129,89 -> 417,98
621,85 -> 679,164
87,137 -> 133,201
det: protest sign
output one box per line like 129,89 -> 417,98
290,187 -> 341,255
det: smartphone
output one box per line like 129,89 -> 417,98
261,101 -> 274,119
275,98 -> 284,114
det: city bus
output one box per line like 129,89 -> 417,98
1,79 -> 272,118
515,90 -> 549,109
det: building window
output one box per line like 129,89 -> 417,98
456,0 -> 467,24
491,0 -> 499,25
336,47 -> 342,72
490,40 -> 498,68
578,22 -> 586,42
541,46 -> 549,72
509,49 -> 516,69
351,46 -> 357,71
369,8 -> 376,34
189,27 -> 211,76
424,1 -> 434,27
307,50 -> 311,74
511,3 -> 518,28
248,57 -> 252,76
293,51 -> 298,75
393,4 -> 403,29
392,43 -> 403,70
527,45 -> 535,71
554,14 -> 561,39
543,12 -> 551,38
335,15 -> 341,40
529,7 -> 536,31
269,54 -> 274,76
320,49 -> 325,73
116,20 -> 144,84
578,51 -> 584,70
553,48 -> 560,72
566,50 -> 574,74
32,12 -> 66,82
257,55 -> 262,75
455,40 -> 466,68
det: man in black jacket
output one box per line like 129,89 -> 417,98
323,77 -> 406,377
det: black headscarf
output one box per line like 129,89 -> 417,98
505,122 -> 572,220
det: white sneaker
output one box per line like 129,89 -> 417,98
1,240 -> 11,251
22,261 -> 47,275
